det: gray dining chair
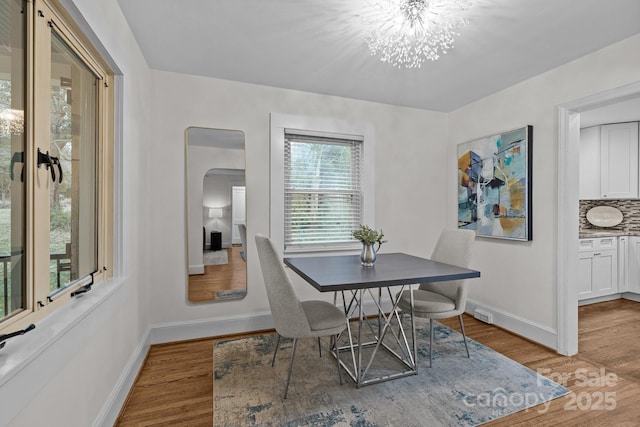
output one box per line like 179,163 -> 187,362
238,224 -> 247,261
397,229 -> 475,367
254,234 -> 348,399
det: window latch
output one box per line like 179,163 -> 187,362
9,151 -> 24,182
37,148 -> 63,183
50,155 -> 63,183
0,324 -> 35,350
70,284 -> 92,298
70,272 -> 95,298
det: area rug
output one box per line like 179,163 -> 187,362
214,323 -> 569,426
215,289 -> 247,301
203,249 -> 228,265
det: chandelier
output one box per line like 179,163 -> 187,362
362,0 -> 471,68
0,109 -> 24,136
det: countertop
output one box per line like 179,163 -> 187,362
579,229 -> 640,239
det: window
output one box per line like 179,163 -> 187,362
270,113 -> 375,254
284,131 -> 362,251
0,0 -> 113,330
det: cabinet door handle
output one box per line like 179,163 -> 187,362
593,253 -> 601,256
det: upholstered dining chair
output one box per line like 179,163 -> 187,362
254,234 -> 348,399
397,229 -> 475,367
238,224 -> 247,261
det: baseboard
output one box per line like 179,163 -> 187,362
149,311 -> 274,344
622,292 -> 640,302
135,299 -> 560,349
578,294 -> 621,306
95,326 -> 152,427
188,264 -> 204,275
578,293 -> 640,305
146,297 -> 398,345
465,299 -> 558,350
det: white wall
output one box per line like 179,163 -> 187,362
148,70 -> 449,324
448,34 -> 640,340
4,0 -> 152,425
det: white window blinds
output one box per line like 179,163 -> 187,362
284,131 -> 363,251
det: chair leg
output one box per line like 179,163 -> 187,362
271,334 -> 281,367
318,337 -> 322,357
284,338 -> 298,399
458,314 -> 470,358
429,318 -> 434,368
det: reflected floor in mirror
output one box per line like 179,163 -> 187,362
189,246 -> 247,302
203,250 -> 228,265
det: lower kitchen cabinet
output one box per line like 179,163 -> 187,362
626,236 -> 640,293
618,236 -> 628,292
578,237 -> 618,300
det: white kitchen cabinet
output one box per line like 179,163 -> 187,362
626,236 -> 640,293
578,237 -> 618,300
600,122 -> 639,199
618,236 -> 628,292
579,126 -> 601,199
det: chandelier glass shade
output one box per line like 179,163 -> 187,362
362,0 -> 471,68
0,109 -> 24,136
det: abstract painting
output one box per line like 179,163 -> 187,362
457,126 -> 532,241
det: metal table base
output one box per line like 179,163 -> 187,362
331,285 -> 417,387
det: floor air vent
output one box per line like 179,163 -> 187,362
473,309 -> 493,324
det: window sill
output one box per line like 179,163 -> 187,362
284,245 -> 361,257
0,276 -> 126,388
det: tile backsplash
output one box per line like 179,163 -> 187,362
580,199 -> 640,232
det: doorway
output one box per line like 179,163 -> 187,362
231,185 -> 246,245
557,81 -> 640,356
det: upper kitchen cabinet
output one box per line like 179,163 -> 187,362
600,122 -> 639,199
579,126 -> 601,199
580,122 -> 639,200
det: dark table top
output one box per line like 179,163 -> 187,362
284,252 -> 480,292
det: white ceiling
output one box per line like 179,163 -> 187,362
117,0 -> 640,112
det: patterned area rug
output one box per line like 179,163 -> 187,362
214,323 -> 568,426
203,249 -> 228,265
215,289 -> 247,301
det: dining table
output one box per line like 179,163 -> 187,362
283,252 -> 481,388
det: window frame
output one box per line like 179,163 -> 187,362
270,112 -> 375,256
0,0 -> 113,332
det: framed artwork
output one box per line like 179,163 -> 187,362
457,125 -> 533,241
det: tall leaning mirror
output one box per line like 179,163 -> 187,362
186,127 -> 246,302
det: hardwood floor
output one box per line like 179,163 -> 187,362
188,246 -> 247,302
115,299 -> 640,426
